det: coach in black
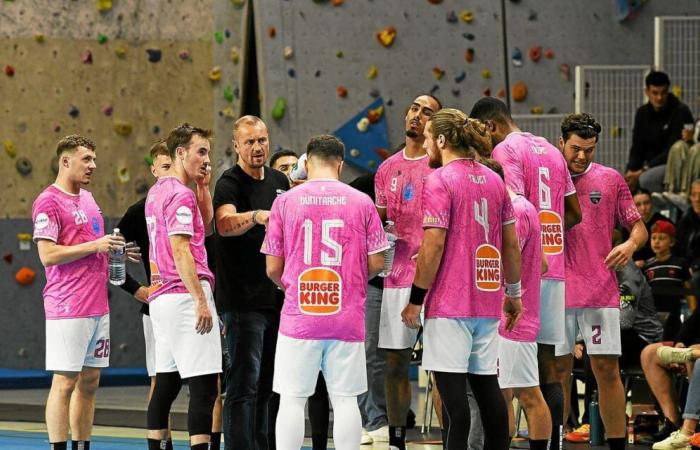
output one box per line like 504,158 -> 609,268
214,115 -> 290,450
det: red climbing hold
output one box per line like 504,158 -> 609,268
544,49 -> 555,59
82,49 -> 93,64
336,86 -> 348,98
268,27 -> 277,38
3,253 -> 12,264
483,87 -> 491,97
529,46 -> 541,62
4,65 -> 15,77
465,48 -> 475,63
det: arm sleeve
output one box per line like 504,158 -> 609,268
627,109 -> 645,171
422,174 -> 450,229
213,177 -> 241,212
165,190 -> 197,236
32,196 -> 61,242
492,143 -> 526,196
261,198 -> 284,257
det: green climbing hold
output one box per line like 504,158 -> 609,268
224,85 -> 234,102
271,97 -> 287,121
214,31 -> 225,44
97,33 -> 108,44
144,155 -> 154,166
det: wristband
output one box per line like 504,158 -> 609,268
252,210 -> 260,225
505,280 -> 522,298
409,284 -> 428,305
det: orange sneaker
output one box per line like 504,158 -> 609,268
689,432 -> 700,449
565,424 -> 591,443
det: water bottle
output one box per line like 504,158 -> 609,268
379,221 -> 397,278
108,228 -> 126,286
589,390 -> 604,446
289,153 -> 308,182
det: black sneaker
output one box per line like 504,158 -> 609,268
653,419 -> 679,441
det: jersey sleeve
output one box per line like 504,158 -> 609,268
374,162 -> 388,209
164,189 -> 197,237
32,195 -> 61,242
501,184 -> 516,226
614,173 -> 642,229
564,169 -> 576,196
422,173 -> 450,229
492,143 -> 526,196
213,176 -> 242,212
261,197 -> 285,257
366,201 -> 390,255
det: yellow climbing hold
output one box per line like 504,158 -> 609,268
114,45 -> 127,58
34,34 -> 45,43
672,85 -> 682,98
611,126 -> 622,138
113,121 -> 133,136
96,0 -> 112,11
461,10 -> 474,23
530,106 -> 543,115
117,167 -> 131,183
4,140 -> 16,158
367,65 -> 378,80
221,107 -> 236,119
231,47 -> 240,64
209,66 -> 223,82
481,69 -> 491,79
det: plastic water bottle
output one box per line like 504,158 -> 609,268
589,390 -> 604,446
289,153 -> 308,182
379,221 -> 397,278
108,228 -> 126,286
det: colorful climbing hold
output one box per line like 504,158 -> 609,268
529,46 -> 542,63
315,70 -> 321,77
4,140 -> 16,158
115,45 -> 127,58
528,10 -> 537,21
350,148 -> 360,158
463,33 -> 475,41
231,0 -> 245,8
15,267 -> 36,286
113,121 -> 133,136
357,118 -> 370,132
483,87 -> 491,97
430,84 -> 440,94
481,69 -> 491,79
283,46 -> 294,59
446,11 -> 458,24
544,49 -> 555,59
68,105 -> 80,118
427,0 -> 443,3
336,86 -> 348,98
53,123 -> 61,133
376,26 -> 397,48
367,105 -> 384,123
497,88 -> 506,98
530,106 -> 543,114
209,66 -> 222,82
672,85 -> 682,98
375,148 -> 390,160
611,126 -> 622,138
465,48 -> 475,63
461,10 -> 474,23
178,49 -> 190,60
225,29 -> 231,38
101,105 -> 113,116
221,107 -> 236,119
369,88 -> 380,98
335,50 -> 344,58
144,154 -> 154,166
451,88 -> 461,97
287,68 -> 296,78
512,48 -> 523,67
3,253 -> 12,264
332,0 -> 344,6
367,65 -> 378,80
230,47 -> 240,64
97,33 -> 108,44
3,64 -> 14,77
224,85 -> 234,102
512,81 -> 528,102
34,33 -> 45,43
152,125 -> 160,134
432,67 -> 445,80
268,27 -> 277,38
272,97 -> 287,121
214,31 -> 225,44
82,49 -> 93,64
455,71 -> 466,83
117,167 -> 130,183
15,157 -> 32,176
96,0 -> 113,11
559,64 -> 570,81
146,48 -> 162,63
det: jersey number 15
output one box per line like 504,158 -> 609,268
302,219 -> 344,266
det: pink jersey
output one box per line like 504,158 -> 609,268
145,177 -> 214,300
32,185 -> 108,319
499,195 -> 541,342
422,159 -> 515,319
493,132 -> 575,281
565,163 -> 641,309
262,179 -> 389,342
374,150 -> 433,288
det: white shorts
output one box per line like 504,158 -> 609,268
422,317 -> 499,375
497,337 -> 539,388
46,314 -> 110,372
149,281 -> 222,378
537,279 -> 565,345
554,308 -> 621,357
142,314 -> 156,377
379,287 -> 419,350
273,333 -> 367,397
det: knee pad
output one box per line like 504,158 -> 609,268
147,372 -> 182,430
187,374 -> 218,436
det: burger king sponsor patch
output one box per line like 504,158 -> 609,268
539,210 -> 563,255
298,267 -> 342,315
475,243 -> 501,291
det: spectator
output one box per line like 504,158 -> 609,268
622,188 -> 669,267
269,149 -> 298,179
624,71 -> 694,193
676,180 -> 700,275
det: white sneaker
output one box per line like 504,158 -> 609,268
361,428 -> 373,445
652,430 -> 692,450
368,425 -> 390,442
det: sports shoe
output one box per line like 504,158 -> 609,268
657,346 -> 697,365
654,420 -> 680,441
652,430 -> 692,450
368,425 -> 390,442
565,424 -> 590,443
689,432 -> 700,449
360,428 -> 373,445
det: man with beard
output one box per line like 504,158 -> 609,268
374,94 -> 441,449
470,97 -> 581,450
214,116 -> 290,450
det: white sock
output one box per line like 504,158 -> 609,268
330,395 -> 362,450
275,395 -> 307,450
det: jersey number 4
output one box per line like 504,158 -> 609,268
302,219 -> 344,266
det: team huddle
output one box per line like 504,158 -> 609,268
32,94 -> 646,450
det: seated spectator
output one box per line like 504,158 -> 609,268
624,71 -> 694,193
643,220 -> 696,340
640,309 -> 700,441
622,188 -> 669,267
664,95 -> 700,195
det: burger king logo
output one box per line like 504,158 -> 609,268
298,267 -> 342,315
147,260 -> 163,296
475,244 -> 501,291
539,210 -> 563,255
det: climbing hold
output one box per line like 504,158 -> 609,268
368,160 -> 377,168
528,10 -> 537,21
481,69 -> 491,79
96,0 -> 112,11
17,348 -> 27,358
483,87 -> 491,96
220,108 -> 235,120
367,65 -> 378,80
225,29 -> 231,38
97,33 -> 108,44
144,154 -> 154,166
287,68 -> 296,78
512,48 -> 523,67
465,48 -> 475,63
529,46 -> 542,62
611,126 -> 622,138
283,46 -> 294,59
672,85 -> 682,98
497,88 -> 506,98
16,157 -> 32,176
231,0 -> 245,8
350,148 -> 360,158
152,125 -> 160,134
544,49 -> 555,59
369,88 -> 380,98
50,155 -> 59,174
429,85 -> 440,95
15,267 -> 36,286
113,121 -> 133,136
336,50 -> 344,58
454,71 -> 466,83
101,105 -> 113,116
386,99 -> 393,106
214,31 -> 225,44
34,33 -> 45,43
332,0 -> 344,5
271,97 -> 287,121
451,89 -> 460,97
82,49 -> 93,64
432,67 -> 445,80
461,10 -> 474,23
512,81 -> 528,102
208,66 -> 222,82
463,33 -> 475,41
367,105 -> 384,123
146,49 -> 162,63
17,234 -> 32,252
446,11 -> 458,23
547,107 -> 559,114
224,85 -> 234,102
357,118 -> 370,132
178,49 -> 190,60
336,86 -> 348,98
3,253 -> 12,264
69,105 -> 80,118
427,0 -> 443,3
115,45 -> 127,58
117,167 -> 130,183
4,140 -> 16,158
375,148 -> 390,160
233,86 -> 240,99
376,26 -> 397,48
530,106 -> 543,114
230,47 -> 240,64
268,27 -> 277,38
315,70 -> 321,77
559,63 -> 570,81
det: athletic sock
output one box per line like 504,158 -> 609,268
541,383 -> 564,450
607,437 -> 626,450
50,442 -> 67,450
71,441 -> 90,450
147,438 -> 169,450
529,438 -> 550,450
190,443 -> 210,450
166,440 -> 173,450
389,426 -> 406,450
210,432 -> 221,450
311,433 -> 328,450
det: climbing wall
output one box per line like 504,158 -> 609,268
512,114 -> 566,149
655,16 -> 700,116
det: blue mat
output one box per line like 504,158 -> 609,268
0,368 -> 149,389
